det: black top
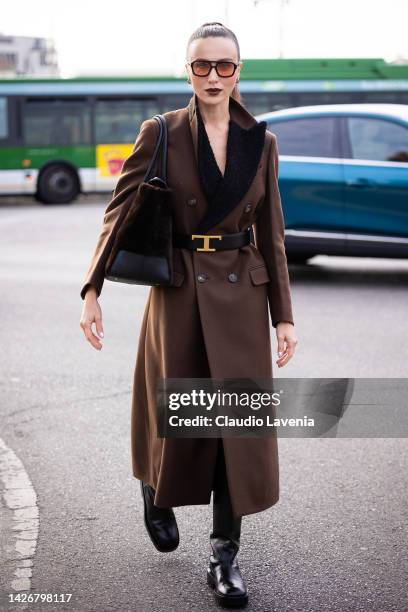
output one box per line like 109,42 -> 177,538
194,102 -> 267,235
196,103 -> 235,204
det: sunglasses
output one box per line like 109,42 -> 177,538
188,60 -> 240,78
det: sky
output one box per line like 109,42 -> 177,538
2,0 -> 408,77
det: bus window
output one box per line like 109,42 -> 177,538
95,99 -> 145,144
0,97 -> 8,139
162,95 -> 190,112
143,99 -> 162,119
23,99 -> 91,146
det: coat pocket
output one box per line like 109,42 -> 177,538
248,265 -> 270,286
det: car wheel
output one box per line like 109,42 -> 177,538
287,254 -> 315,264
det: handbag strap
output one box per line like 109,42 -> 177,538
143,114 -> 168,184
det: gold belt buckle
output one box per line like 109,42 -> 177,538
191,234 -> 222,252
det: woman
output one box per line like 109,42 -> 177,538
80,22 -> 298,608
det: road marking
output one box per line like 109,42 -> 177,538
0,438 -> 39,593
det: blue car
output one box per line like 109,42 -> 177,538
256,104 -> 408,262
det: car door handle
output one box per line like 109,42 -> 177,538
346,178 -> 377,189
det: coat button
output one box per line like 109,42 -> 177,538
228,273 -> 238,283
197,273 -> 207,283
244,203 -> 252,213
187,197 -> 197,206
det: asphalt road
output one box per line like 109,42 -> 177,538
0,197 -> 407,612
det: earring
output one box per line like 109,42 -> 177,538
187,78 -> 191,84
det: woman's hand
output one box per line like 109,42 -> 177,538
80,288 -> 104,350
275,322 -> 298,368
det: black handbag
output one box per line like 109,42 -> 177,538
104,114 -> 174,286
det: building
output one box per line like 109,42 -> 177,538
0,34 -> 59,77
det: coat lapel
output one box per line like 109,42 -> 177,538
187,93 -> 267,235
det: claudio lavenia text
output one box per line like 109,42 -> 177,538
168,415 -> 315,428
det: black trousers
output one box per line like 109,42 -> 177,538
192,321 -> 242,548
210,439 -> 242,549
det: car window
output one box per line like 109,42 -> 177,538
267,117 -> 339,158
347,117 -> 408,162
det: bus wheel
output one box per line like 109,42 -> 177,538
37,164 -> 80,204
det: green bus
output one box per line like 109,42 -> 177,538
0,58 -> 407,204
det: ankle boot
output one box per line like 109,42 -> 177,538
207,536 -> 248,607
140,480 -> 179,552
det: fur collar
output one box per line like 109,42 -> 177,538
187,93 -> 266,234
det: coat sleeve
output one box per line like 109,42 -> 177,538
254,132 -> 294,328
79,118 -> 159,300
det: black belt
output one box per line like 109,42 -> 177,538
173,228 -> 253,252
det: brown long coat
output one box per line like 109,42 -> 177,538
80,93 -> 294,518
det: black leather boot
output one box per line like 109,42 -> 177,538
207,536 -> 248,607
140,480 -> 179,552
207,441 -> 248,607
